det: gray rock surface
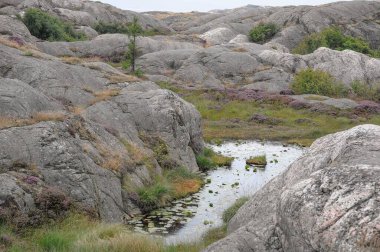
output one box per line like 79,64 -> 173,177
0,15 -> 34,42
139,44 -> 380,91
205,124 -> 380,252
163,1 -> 380,50
36,34 -> 201,61
0,77 -> 63,118
0,40 -> 204,223
199,27 -> 237,46
14,0 -> 172,33
0,44 -> 106,105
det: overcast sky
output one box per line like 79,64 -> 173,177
97,0 -> 340,12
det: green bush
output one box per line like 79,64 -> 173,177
351,81 -> 380,102
222,197 -> 249,223
249,23 -> 279,44
22,8 -> 86,41
93,21 -> 129,34
293,26 -> 378,57
291,68 -> 348,97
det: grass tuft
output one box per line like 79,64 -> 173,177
246,155 -> 267,166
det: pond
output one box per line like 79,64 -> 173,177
127,141 -> 305,244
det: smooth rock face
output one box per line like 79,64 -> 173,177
0,15 -> 34,42
205,124 -> 380,252
0,78 -> 63,118
37,34 -> 201,61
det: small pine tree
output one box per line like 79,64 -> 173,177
126,16 -> 143,73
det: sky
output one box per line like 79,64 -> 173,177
97,0 -> 340,12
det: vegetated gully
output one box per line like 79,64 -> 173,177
127,141 -> 305,244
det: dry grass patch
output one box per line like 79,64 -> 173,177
69,106 -> 86,115
61,56 -> 104,65
0,112 -> 66,129
32,111 -> 66,122
89,89 -> 121,105
106,74 -> 140,84
172,178 -> 202,198
61,56 -> 82,65
232,47 -> 248,52
0,117 -> 28,129
122,140 -> 152,167
94,141 -> 124,172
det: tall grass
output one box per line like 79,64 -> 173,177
196,148 -> 233,171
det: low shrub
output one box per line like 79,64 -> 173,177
293,26 -> 379,58
249,23 -> 279,44
22,8 -> 86,41
93,21 -> 129,34
351,81 -> 380,102
222,197 -> 249,223
291,68 -> 347,97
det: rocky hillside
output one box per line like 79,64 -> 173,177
205,124 -> 380,252
0,1 -> 205,225
0,1 -> 379,249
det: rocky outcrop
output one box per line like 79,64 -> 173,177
0,40 -> 203,224
160,1 -> 380,50
36,34 -> 201,61
0,15 -> 34,42
205,124 -> 380,252
10,0 -> 172,33
139,44 -> 380,92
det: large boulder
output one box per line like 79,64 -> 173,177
0,15 -> 34,42
199,27 -> 237,46
205,124 -> 380,252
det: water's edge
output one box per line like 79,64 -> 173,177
127,141 -> 305,244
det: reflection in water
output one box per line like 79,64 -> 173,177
127,141 -> 305,244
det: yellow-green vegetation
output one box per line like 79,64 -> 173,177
351,81 -> 380,102
291,68 -> 347,97
249,23 -> 280,44
292,69 -> 380,102
246,155 -> 267,166
132,167 -> 203,212
196,148 -> 234,171
293,26 -> 380,58
0,213 -> 227,252
1,213 -> 162,252
222,197 -> 249,223
157,82 -> 380,146
167,196 -> 250,251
